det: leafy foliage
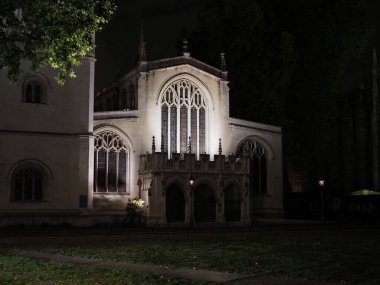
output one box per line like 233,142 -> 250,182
0,0 -> 115,85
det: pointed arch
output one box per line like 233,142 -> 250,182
236,136 -> 272,194
93,125 -> 133,194
157,74 -> 213,158
8,159 -> 52,201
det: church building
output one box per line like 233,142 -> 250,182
0,35 -> 283,227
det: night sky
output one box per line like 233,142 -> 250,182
95,0 -> 380,91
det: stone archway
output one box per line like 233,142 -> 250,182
166,184 -> 185,223
194,184 -> 216,222
224,184 -> 242,222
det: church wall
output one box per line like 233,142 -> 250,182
0,135 -> 90,210
141,65 -> 229,155
0,60 -> 94,134
92,117 -> 141,209
228,118 -> 283,218
0,58 -> 95,215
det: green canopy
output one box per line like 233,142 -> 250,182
351,189 -> 380,196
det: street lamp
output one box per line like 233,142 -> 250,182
189,175 -> 195,228
318,179 -> 325,221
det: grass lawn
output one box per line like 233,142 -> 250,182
0,255 -> 214,285
2,228 -> 380,284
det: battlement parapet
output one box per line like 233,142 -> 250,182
139,152 -> 249,175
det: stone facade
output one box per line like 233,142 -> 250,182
93,52 -> 283,225
0,44 -> 283,227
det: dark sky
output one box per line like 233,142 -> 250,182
95,0 -> 205,90
95,0 -> 380,91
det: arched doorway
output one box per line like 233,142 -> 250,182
194,184 -> 216,222
224,184 -> 241,222
166,184 -> 185,223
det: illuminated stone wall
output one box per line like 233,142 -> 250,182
0,57 -> 95,213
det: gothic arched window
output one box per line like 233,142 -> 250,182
23,80 -> 46,104
237,140 -> 267,194
11,164 -> 46,201
161,79 -> 207,156
94,131 -> 129,193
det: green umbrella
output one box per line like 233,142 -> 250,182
351,189 -> 380,196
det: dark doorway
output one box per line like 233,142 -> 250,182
224,184 -> 241,222
194,184 -> 216,222
166,184 -> 185,223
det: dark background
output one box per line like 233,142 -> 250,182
95,0 -> 380,91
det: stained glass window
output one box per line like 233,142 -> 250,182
191,107 -> 197,152
161,105 -> 168,152
161,79 -> 207,157
199,108 -> 206,154
180,106 -> 188,153
170,106 -> 177,153
94,131 -> 129,194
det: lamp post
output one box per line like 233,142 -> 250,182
318,179 -> 325,221
189,175 -> 195,228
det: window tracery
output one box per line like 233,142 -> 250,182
11,164 -> 46,201
161,79 -> 207,157
237,140 -> 267,194
94,131 -> 129,193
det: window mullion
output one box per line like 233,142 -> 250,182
94,150 -> 98,192
197,108 -> 200,158
187,105 -> 191,147
176,103 -> 180,153
116,150 -> 119,192
168,106 -> 171,155
106,150 -> 109,192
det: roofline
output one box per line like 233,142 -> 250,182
229,117 -> 282,134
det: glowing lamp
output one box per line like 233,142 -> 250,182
189,175 -> 195,187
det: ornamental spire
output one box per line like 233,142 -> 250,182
218,138 -> 222,155
152,136 -> 156,153
183,38 -> 190,57
138,21 -> 147,62
220,52 -> 227,71
220,52 -> 228,80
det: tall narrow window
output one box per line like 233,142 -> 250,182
94,131 -> 129,194
161,79 -> 207,157
237,140 -> 267,194
23,80 -> 46,104
11,164 -> 46,201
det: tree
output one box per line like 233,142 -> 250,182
191,0 -> 373,192
0,0 -> 115,85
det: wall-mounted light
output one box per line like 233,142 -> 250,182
189,175 -> 195,187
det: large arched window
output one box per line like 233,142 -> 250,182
94,131 -> 129,193
237,140 -> 267,194
11,164 -> 46,201
161,79 -> 207,156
